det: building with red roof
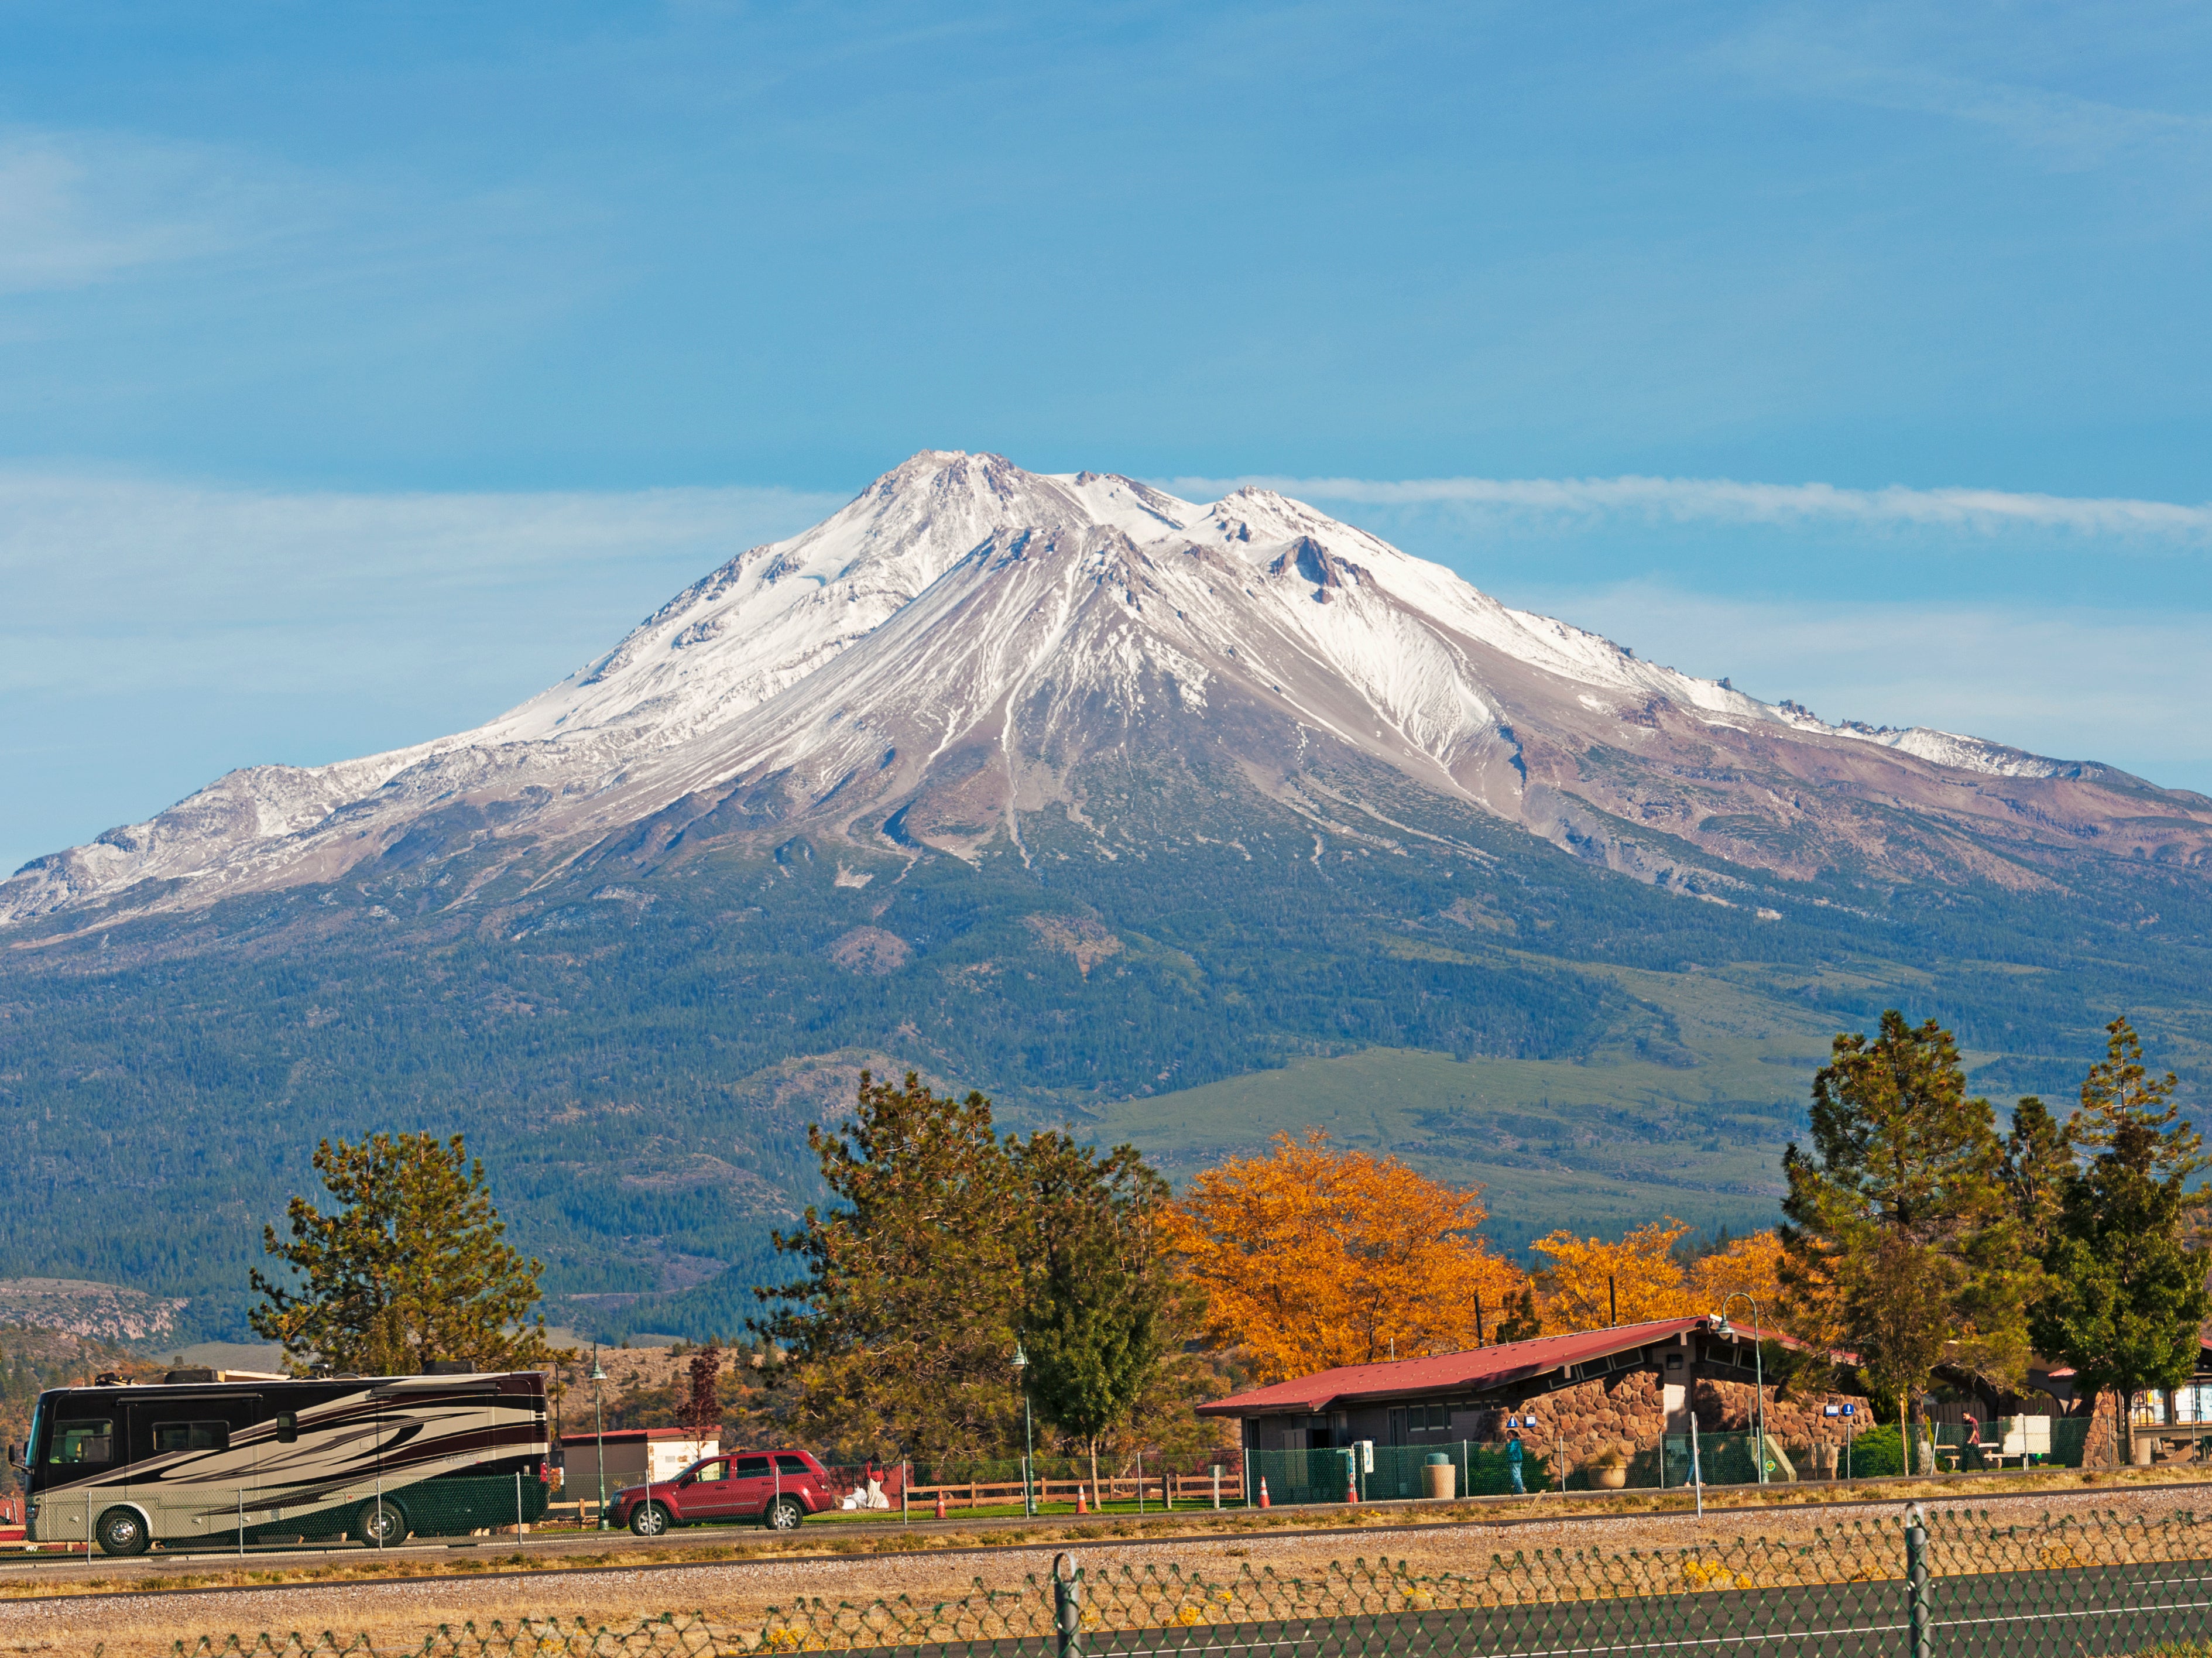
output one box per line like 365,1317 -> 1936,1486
1200,1314 -> 1867,1482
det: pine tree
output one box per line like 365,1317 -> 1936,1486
2002,1097 -> 2073,1251
1013,1131 -> 1195,1501
1496,1285 -> 1542,1344
1780,1012 -> 2035,1471
757,1072 -> 1026,1464
2033,1019 -> 2210,1460
249,1132 -> 562,1375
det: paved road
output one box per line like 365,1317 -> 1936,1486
863,1562 -> 2212,1658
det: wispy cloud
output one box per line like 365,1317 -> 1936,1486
0,470 -> 846,695
1713,13 -> 2212,175
0,468 -> 846,875
1164,472 -> 2212,538
1531,581 -> 2212,793
0,130 -> 256,294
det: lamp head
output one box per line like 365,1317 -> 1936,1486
1013,1342 -> 1028,1372
1714,1314 -> 1733,1337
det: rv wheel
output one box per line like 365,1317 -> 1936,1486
354,1498 -> 407,1547
96,1507 -> 150,1557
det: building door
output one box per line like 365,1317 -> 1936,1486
1662,1350 -> 1690,1433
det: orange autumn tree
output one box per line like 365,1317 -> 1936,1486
1689,1231 -> 1787,1324
1530,1218 -> 1695,1328
1164,1131 -> 1525,1383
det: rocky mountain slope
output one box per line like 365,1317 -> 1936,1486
9,450 -> 2206,928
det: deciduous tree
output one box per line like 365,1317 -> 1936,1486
1688,1231 -> 1787,1323
1531,1219 -> 1693,1327
1164,1131 -> 1525,1382
683,1342 -> 723,1437
249,1132 -> 561,1375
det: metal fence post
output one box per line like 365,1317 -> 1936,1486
1906,1503 -> 1932,1658
1054,1551 -> 1082,1658
1689,1417 -> 1703,1519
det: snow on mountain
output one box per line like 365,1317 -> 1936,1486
5,450 -> 2203,926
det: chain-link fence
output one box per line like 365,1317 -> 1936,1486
755,1506 -> 2212,1655
1253,1418 -> 2114,1505
160,1505 -> 2212,1656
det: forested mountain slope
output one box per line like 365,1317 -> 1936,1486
3,453 -> 2206,1343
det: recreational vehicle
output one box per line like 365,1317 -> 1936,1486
6,1367 -> 549,1556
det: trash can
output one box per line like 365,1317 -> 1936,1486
1422,1452 -> 1456,1500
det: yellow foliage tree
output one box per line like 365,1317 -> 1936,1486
1164,1131 -> 1526,1383
1530,1218 -> 1695,1328
1689,1230 -> 1787,1324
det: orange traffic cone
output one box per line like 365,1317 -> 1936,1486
1075,1485 -> 1089,1515
934,1489 -> 946,1520
1258,1477 -> 1271,1509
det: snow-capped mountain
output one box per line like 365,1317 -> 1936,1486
6,450 -> 2207,925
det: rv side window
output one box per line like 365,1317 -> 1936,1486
275,1413 -> 299,1444
152,1421 -> 231,1454
50,1420 -> 114,1465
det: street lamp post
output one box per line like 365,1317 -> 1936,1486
1714,1296 -> 1769,1485
1014,1342 -> 1035,1517
591,1347 -> 610,1530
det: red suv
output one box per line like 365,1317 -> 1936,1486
611,1450 -> 834,1535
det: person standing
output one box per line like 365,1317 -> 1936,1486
1507,1429 -> 1525,1495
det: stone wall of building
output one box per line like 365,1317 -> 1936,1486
1694,1376 -> 1866,1447
1453,1368 -> 1870,1479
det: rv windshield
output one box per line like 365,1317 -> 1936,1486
22,1394 -> 49,1489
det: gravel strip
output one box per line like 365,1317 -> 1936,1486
6,1483 -> 2203,1656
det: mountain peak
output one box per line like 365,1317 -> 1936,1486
6,454 -> 2206,926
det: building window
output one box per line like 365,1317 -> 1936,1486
1409,1405 -> 1451,1434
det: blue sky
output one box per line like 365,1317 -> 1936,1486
4,2 -> 2210,875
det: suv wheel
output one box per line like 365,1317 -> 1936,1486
766,1496 -> 805,1532
630,1502 -> 671,1537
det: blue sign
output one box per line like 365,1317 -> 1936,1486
1823,1403 -> 1859,1418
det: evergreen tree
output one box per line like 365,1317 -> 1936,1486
1013,1131 -> 1195,1499
757,1072 -> 1025,1464
2002,1097 -> 2073,1251
1496,1285 -> 1542,1344
1779,1012 -> 2035,1471
2033,1019 -> 2209,1461
249,1132 -> 561,1375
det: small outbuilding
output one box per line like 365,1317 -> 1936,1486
556,1428 -> 719,1491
